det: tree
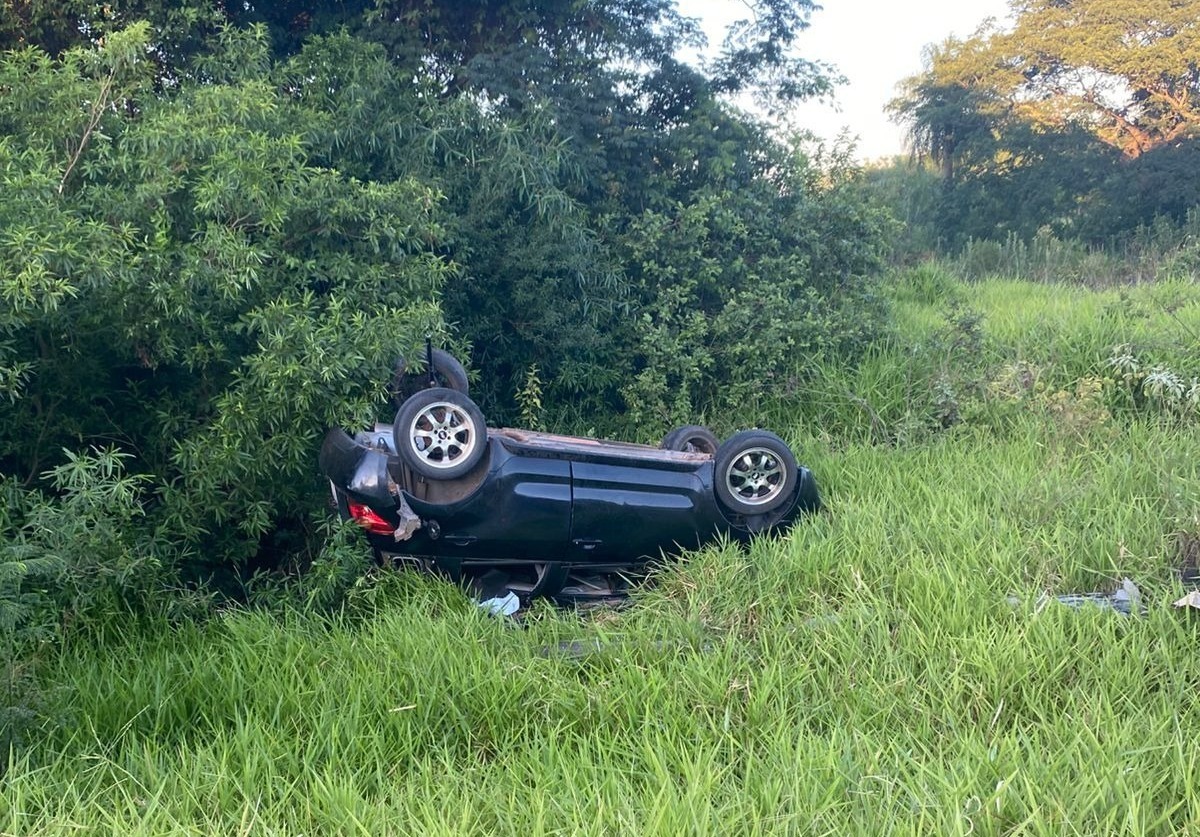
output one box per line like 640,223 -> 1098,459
895,1 -> 1200,161
0,26 -> 449,567
618,139 -> 892,428
0,0 -> 371,59
889,0 -> 1200,243
889,37 -> 1002,183
1001,0 -> 1200,159
337,0 -> 856,424
368,0 -> 830,108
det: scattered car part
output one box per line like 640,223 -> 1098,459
1173,590 -> 1200,610
1007,578 -> 1144,616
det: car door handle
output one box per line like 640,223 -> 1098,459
572,538 -> 603,551
446,535 -> 477,546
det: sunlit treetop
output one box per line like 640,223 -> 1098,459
893,0 -> 1200,160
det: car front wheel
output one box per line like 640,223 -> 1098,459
394,388 -> 488,480
713,430 -> 798,515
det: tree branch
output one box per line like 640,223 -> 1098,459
58,68 -> 115,195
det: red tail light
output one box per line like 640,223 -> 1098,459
346,500 -> 394,535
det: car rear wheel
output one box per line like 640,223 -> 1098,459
390,348 -> 469,405
394,388 -> 488,480
713,430 -> 797,515
660,424 -> 719,455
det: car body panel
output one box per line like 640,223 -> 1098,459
569,460 -> 713,561
406,444 -> 572,562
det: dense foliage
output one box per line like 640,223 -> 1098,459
884,0 -> 1200,246
0,23 -> 448,548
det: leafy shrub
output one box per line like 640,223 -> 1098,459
781,297 -> 985,447
854,155 -> 944,262
0,27 -> 448,571
1156,249 -> 1200,281
1,448 -> 196,754
955,229 -> 1121,285
516,365 -> 546,432
936,213 -> 1200,286
617,143 -> 893,435
892,262 -> 962,305
1,450 -> 178,644
1041,376 -> 1113,441
1106,345 -> 1200,420
967,343 -> 1198,440
898,302 -> 988,439
244,519 -> 376,614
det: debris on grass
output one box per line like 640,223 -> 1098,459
1173,590 -> 1200,611
1008,578 -> 1144,616
1176,527 -> 1200,584
477,591 -> 521,617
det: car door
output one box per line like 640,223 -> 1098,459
567,459 -> 707,562
430,452 -> 573,563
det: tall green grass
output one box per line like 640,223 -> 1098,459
953,214 -> 1200,285
3,272 -> 1200,834
791,269 -> 1200,445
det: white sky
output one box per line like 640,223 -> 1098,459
678,0 -> 1011,161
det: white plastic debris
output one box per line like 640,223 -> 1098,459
1173,590 -> 1200,611
477,591 -> 521,617
392,493 -> 422,542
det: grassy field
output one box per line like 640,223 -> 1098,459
4,271 -> 1200,835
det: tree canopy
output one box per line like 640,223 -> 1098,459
1002,0 -> 1200,159
888,0 -> 1200,242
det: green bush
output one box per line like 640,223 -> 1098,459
891,262 -> 962,305
616,144 -> 893,435
0,27 -> 448,572
854,155 -> 944,261
954,230 -> 1117,284
0,448 -> 198,753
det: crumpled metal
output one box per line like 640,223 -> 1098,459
392,492 -> 422,542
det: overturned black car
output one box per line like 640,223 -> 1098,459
319,353 -> 821,600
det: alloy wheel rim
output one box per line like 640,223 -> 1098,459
724,447 -> 785,506
408,402 -> 477,469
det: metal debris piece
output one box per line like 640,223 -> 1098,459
392,493 -> 422,542
1008,578 -> 1145,616
1172,590 -> 1200,610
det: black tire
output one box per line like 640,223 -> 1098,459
390,348 -> 469,404
713,430 -> 798,515
393,388 -> 488,480
660,424 -> 719,455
